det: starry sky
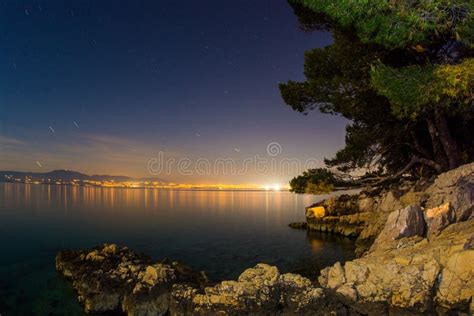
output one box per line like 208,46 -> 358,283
0,0 -> 348,185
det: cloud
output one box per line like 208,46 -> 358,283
0,135 -> 27,146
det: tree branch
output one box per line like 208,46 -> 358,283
372,155 -> 443,186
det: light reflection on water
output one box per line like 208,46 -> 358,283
0,183 -> 355,315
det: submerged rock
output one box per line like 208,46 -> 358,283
288,222 -> 307,229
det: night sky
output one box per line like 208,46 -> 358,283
0,0 -> 348,184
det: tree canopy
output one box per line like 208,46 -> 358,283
283,0 -> 473,193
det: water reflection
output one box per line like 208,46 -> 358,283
0,183 -> 356,314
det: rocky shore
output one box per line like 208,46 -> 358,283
56,244 -> 351,315
57,163 -> 473,315
304,162 -> 474,314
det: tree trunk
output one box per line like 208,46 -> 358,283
426,118 -> 448,171
410,130 -> 432,159
434,110 -> 462,169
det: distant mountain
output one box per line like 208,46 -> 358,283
0,169 -> 165,183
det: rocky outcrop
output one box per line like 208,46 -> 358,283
57,245 -> 354,315
369,205 -> 425,251
425,162 -> 474,222
319,219 -> 474,314
56,244 -> 208,315
305,163 -> 474,314
424,202 -> 455,238
305,163 -> 474,256
172,264 -> 328,315
305,188 -> 424,249
288,221 -> 307,229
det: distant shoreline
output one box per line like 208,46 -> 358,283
0,181 -> 290,192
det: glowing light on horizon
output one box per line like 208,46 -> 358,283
263,184 -> 283,191
272,184 -> 281,191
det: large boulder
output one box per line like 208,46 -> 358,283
423,202 -> 455,238
369,205 -> 425,252
425,162 -> 474,222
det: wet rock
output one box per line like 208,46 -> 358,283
288,222 -> 307,229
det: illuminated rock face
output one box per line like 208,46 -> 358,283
306,206 -> 326,218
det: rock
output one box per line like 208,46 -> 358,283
172,264 -> 348,315
376,190 -> 404,213
369,205 -> 425,252
303,188 -> 425,256
298,163 -> 474,314
85,250 -> 105,262
103,243 -> 118,255
306,194 -> 361,219
344,261 -> 368,284
58,247 -> 350,315
424,202 -> 454,237
170,284 -> 199,315
436,248 -> 474,312
318,219 -> 474,314
56,244 -> 207,315
141,265 -> 159,286
122,290 -> 170,316
306,206 -> 326,219
82,291 -> 121,313
326,262 -> 346,290
288,222 -> 307,229
336,284 -> 357,302
189,263 -> 281,314
425,162 -> 474,221
357,196 -> 375,213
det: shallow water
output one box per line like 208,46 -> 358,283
0,183 -> 355,315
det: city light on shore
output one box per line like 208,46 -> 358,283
263,183 -> 288,191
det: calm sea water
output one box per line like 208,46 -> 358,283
0,183 -> 355,315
